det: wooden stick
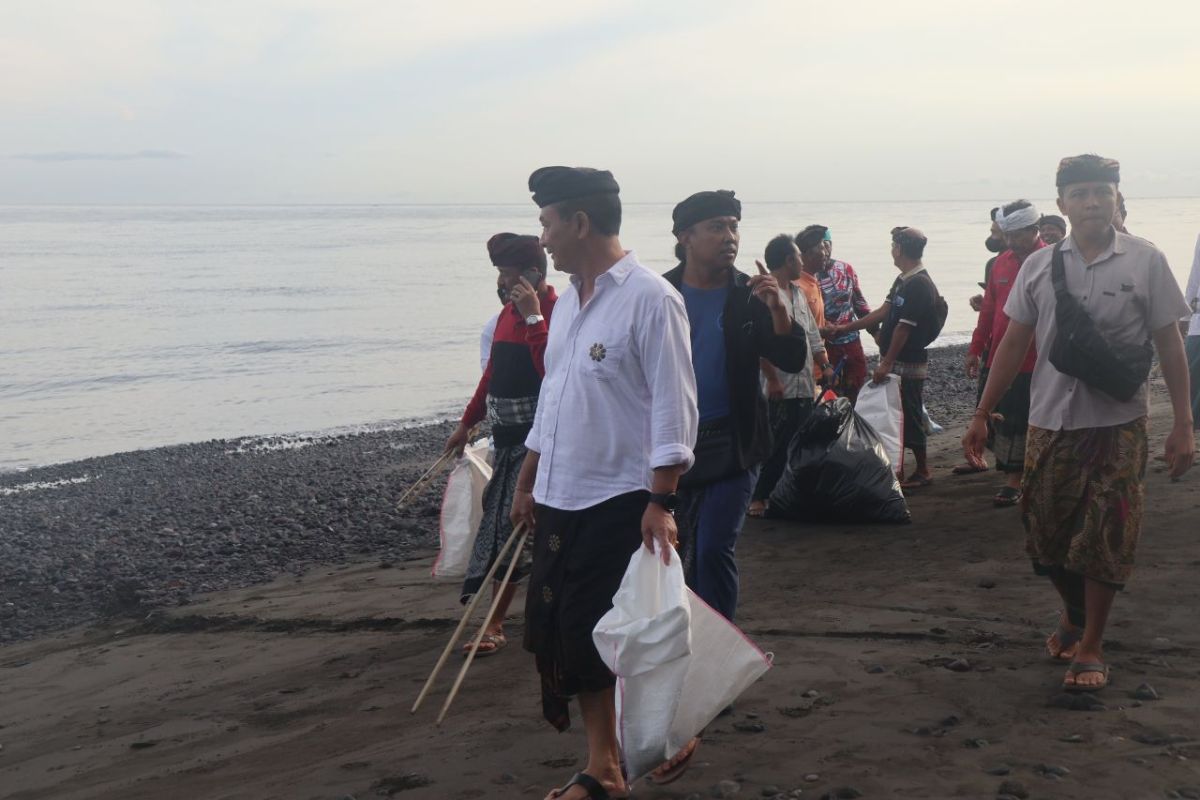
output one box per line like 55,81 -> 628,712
395,450 -> 453,510
411,521 -> 526,714
395,425 -> 482,511
437,525 -> 531,725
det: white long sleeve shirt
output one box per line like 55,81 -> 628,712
1186,233 -> 1200,337
525,251 -> 698,511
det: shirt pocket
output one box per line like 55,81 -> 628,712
581,333 -> 630,382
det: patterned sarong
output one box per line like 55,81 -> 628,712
989,371 -> 1032,473
1021,417 -> 1148,586
459,443 -> 531,603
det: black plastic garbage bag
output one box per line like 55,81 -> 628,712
767,397 -> 911,524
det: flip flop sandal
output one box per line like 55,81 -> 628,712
952,462 -> 989,475
462,632 -> 506,659
993,486 -> 1022,507
1045,624 -> 1083,661
1063,661 -> 1110,693
746,502 -> 767,518
548,772 -> 628,799
647,737 -> 700,786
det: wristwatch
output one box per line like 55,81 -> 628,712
525,313 -> 545,326
648,492 -> 678,513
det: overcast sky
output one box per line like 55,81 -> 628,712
3,0 -> 1199,205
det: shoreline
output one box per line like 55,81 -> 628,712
2,344 -> 976,644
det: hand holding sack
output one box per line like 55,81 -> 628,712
431,439 -> 492,579
593,546 -> 772,780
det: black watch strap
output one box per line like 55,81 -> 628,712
648,492 -> 678,513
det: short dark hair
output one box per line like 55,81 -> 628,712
674,241 -> 686,262
989,206 -> 1000,221
764,234 -> 796,270
551,192 -> 622,237
1117,194 -> 1128,220
891,226 -> 927,260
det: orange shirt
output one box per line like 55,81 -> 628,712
794,271 -> 826,330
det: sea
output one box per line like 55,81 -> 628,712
3,200 -> 1198,472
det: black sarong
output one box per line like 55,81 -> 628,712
523,490 -> 647,731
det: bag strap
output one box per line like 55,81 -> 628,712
1050,242 -> 1068,297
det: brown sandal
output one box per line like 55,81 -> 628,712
463,632 -> 506,658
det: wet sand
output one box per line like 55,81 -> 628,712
2,372 -> 1199,799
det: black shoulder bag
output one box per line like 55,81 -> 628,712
1047,242 -> 1153,402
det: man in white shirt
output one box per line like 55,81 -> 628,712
509,166 -> 698,800
749,234 -> 826,515
1185,233 -> 1200,428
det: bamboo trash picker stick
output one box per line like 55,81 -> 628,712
410,520 -> 527,714
394,450 -> 452,510
394,425 -> 481,511
437,524 -> 531,725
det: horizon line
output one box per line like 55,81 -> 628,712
2,195 -> 1199,209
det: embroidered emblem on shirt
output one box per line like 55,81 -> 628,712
548,534 -> 561,553
542,586 -> 554,604
589,342 -> 607,362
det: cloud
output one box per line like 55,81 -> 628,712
12,149 -> 187,163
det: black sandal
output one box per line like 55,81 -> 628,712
548,772 -> 628,800
993,486 -> 1021,507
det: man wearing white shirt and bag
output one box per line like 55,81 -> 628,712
510,166 -> 698,800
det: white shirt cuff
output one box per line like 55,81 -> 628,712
650,444 -> 695,472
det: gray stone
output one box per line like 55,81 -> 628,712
985,766 -> 1011,776
997,780 -> 1029,799
714,780 -> 741,799
945,658 -> 972,672
866,664 -> 886,674
1132,682 -> 1160,701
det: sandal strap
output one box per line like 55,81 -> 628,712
1068,661 -> 1108,674
556,772 -> 611,800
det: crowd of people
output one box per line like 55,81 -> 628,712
440,155 -> 1199,800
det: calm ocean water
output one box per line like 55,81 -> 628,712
3,200 -> 1198,472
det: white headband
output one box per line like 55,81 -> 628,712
996,204 -> 1040,233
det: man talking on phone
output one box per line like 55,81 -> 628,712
444,233 -> 557,657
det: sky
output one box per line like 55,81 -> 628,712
3,0 -> 1199,205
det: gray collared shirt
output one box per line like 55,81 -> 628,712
1004,231 -> 1189,431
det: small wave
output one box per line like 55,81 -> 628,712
0,474 -> 95,496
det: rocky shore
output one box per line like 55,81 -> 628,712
1,345 -> 974,643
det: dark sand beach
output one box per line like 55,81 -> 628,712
3,345 -> 1198,799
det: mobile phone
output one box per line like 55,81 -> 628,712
521,268 -> 542,287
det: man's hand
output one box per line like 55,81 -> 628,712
749,260 -> 785,311
641,503 -> 678,566
969,294 -> 984,313
1164,421 -> 1196,479
510,487 -> 536,532
511,277 -> 541,318
444,423 -> 470,456
765,374 -> 785,400
965,353 -> 981,379
962,415 -> 989,465
871,360 -> 893,384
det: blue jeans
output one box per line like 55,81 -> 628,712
677,469 -> 756,622
1187,336 -> 1200,429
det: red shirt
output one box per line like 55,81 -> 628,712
968,243 -> 1042,372
462,287 -> 557,428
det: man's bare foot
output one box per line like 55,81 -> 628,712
648,737 -> 700,785
1045,614 -> 1082,661
747,500 -> 766,518
545,769 -> 628,799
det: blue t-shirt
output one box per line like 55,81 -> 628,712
680,283 -> 731,422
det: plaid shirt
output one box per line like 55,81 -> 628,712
818,260 -> 872,345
